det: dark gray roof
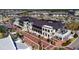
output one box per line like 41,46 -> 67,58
19,16 -> 65,29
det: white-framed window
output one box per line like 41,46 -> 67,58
42,28 -> 44,31
43,33 -> 44,35
45,29 -> 47,31
48,30 -> 50,32
45,33 -> 47,36
51,30 -> 53,32
48,34 -> 49,38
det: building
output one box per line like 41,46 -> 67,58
13,16 -> 72,41
51,11 -> 68,17
0,9 -> 26,18
54,29 -> 71,40
28,11 -> 50,19
75,10 -> 79,16
28,11 -> 69,20
74,16 -> 79,22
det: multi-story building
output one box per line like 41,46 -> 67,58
28,11 -> 69,21
51,12 -> 68,17
14,16 -> 71,41
28,11 -> 49,19
0,9 -> 25,17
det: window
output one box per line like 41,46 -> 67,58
48,30 -> 50,32
45,29 -> 47,31
52,33 -> 54,35
43,28 -> 44,31
45,33 -> 47,36
55,29 -> 58,31
48,34 -> 49,38
43,33 -> 44,35
51,30 -> 52,32
27,22 -> 29,24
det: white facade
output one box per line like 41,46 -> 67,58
13,18 -> 33,32
13,18 -> 20,26
32,30 -> 41,36
54,30 -> 71,41
42,25 -> 55,39
23,21 -> 32,32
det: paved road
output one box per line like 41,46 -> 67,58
23,32 -> 56,50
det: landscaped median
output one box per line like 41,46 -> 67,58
62,38 -> 77,46
62,33 -> 79,46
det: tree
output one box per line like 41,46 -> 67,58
65,22 -> 79,31
22,11 -> 29,16
0,25 -> 7,33
73,33 -> 78,38
0,25 -> 8,38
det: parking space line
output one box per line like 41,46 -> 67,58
26,32 -> 56,49
24,36 -> 39,49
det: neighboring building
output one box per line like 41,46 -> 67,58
54,29 -> 71,41
75,10 -> 79,16
0,9 -> 25,17
28,11 -> 50,19
74,16 -> 79,22
28,11 -> 68,20
51,12 -> 68,17
13,18 -> 21,27
68,10 -> 76,16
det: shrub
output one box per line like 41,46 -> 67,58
0,25 -> 8,39
73,33 -> 78,38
